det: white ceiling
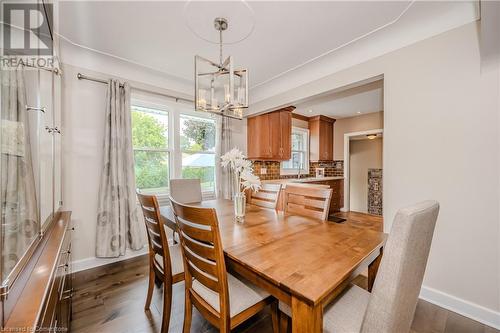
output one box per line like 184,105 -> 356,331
58,1 -> 478,94
293,80 -> 383,119
58,1 -> 413,87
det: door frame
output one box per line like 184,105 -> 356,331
342,128 -> 384,212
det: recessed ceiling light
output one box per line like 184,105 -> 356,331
357,111 -> 362,114
366,134 -> 377,140
309,110 -> 313,113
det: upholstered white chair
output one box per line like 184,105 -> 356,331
169,179 -> 203,244
169,178 -> 203,203
280,200 -> 440,333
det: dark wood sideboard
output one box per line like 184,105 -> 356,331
2,211 -> 73,332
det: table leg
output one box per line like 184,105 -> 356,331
291,296 -> 322,333
368,247 -> 383,292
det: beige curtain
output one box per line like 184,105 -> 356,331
216,116 -> 234,199
96,80 -> 144,257
1,69 -> 39,276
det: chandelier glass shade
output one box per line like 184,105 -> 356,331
194,18 -> 248,119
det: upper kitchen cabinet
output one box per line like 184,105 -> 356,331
247,107 -> 293,161
309,115 -> 335,161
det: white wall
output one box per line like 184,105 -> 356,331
334,111 -> 384,160
61,64 -> 107,264
247,23 -> 500,326
349,138 -> 383,213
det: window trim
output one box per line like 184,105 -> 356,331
280,127 -> 310,176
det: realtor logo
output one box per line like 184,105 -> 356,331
2,3 -> 53,56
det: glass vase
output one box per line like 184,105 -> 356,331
233,192 -> 246,222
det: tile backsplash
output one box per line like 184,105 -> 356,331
252,160 -> 344,180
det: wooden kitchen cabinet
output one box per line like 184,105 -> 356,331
247,107 -> 293,160
309,115 -> 335,161
311,179 -> 344,213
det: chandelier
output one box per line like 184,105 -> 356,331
195,17 -> 248,119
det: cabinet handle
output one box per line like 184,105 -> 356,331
61,288 -> 74,300
26,105 -> 46,113
45,126 -> 53,133
53,127 -> 61,134
61,292 -> 73,300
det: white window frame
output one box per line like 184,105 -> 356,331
131,93 -> 217,202
280,127 -> 310,175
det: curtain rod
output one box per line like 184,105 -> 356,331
76,72 -> 193,104
76,72 -> 245,120
21,63 -> 62,75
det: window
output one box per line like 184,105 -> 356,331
131,105 -> 170,195
180,114 -> 216,193
131,97 -> 217,198
281,127 -> 309,175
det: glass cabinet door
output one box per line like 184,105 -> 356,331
0,68 -> 41,282
39,69 -> 54,227
53,73 -> 62,212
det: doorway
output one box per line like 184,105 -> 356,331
343,129 -> 383,215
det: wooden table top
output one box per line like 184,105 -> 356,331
160,199 -> 386,306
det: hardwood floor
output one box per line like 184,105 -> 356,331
71,255 -> 271,333
71,212 -> 498,333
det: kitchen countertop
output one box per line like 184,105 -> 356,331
263,176 -> 344,188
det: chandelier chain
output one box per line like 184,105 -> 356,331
219,28 -> 223,67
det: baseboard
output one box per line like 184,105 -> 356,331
420,286 -> 500,330
72,247 -> 149,273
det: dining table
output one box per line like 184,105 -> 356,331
160,199 -> 386,333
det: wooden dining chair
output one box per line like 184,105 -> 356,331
280,200 -> 440,333
170,198 -> 279,333
283,185 -> 333,221
137,192 -> 184,333
249,183 -> 282,209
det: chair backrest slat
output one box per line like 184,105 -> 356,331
183,246 -> 218,277
170,198 -> 230,319
250,183 -> 282,209
182,233 -> 217,260
361,200 -> 439,333
178,220 -> 214,243
137,192 -> 173,277
284,185 -> 332,221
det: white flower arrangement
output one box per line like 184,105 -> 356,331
221,148 -> 262,193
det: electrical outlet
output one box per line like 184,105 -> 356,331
261,167 -> 267,175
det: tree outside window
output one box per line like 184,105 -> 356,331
180,115 -> 216,193
131,106 -> 169,193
